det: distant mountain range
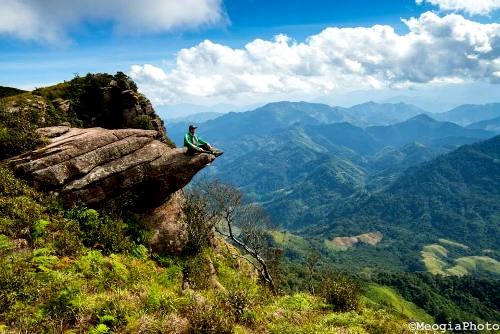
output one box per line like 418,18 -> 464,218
431,103 -> 500,126
165,111 -> 224,124
165,100 -> 495,214
313,135 -> 500,271
165,101 -> 500,131
164,100 -> 499,273
468,116 -> 500,134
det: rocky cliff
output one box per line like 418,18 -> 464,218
0,73 -> 216,254
7,125 -> 215,254
0,72 -> 175,162
34,72 -> 171,143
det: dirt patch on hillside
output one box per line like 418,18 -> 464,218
330,232 -> 383,250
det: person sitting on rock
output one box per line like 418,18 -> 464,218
184,124 -> 223,156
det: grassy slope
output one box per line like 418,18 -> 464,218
0,169 -> 412,333
421,240 -> 500,276
364,284 -> 434,323
0,86 -> 26,99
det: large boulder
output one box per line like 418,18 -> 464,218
8,126 -> 216,254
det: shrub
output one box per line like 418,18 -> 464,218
48,217 -> 82,256
0,167 -> 46,241
32,219 -> 50,238
0,94 -> 64,159
0,234 -> 13,255
88,323 -> 110,334
183,251 -> 213,290
182,193 -> 216,255
134,115 -> 154,130
319,273 -> 361,312
65,207 -> 134,253
0,252 -> 37,314
226,288 -> 251,322
186,299 -> 234,334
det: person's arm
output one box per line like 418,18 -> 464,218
184,133 -> 202,151
197,136 -> 209,146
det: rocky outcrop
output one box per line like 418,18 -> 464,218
8,126 -> 216,254
34,72 -> 170,144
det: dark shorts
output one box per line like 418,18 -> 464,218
186,144 -> 210,155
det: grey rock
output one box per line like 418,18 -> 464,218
8,126 -> 217,254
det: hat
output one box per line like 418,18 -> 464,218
188,124 -> 198,130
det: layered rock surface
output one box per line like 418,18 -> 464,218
8,126 -> 216,254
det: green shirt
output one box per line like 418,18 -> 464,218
184,132 -> 208,150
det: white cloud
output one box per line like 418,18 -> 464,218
0,0 -> 224,43
130,12 -> 500,106
416,0 -> 500,15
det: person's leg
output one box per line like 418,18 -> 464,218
186,146 -> 198,155
199,144 -> 211,152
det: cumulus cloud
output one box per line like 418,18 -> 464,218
416,0 -> 500,15
0,0 -> 224,43
130,12 -> 500,105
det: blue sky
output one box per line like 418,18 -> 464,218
1,0 -> 499,113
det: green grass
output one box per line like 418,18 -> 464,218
252,292 -> 410,334
422,244 -> 448,258
363,284 -> 434,323
438,238 -> 469,250
421,244 -> 449,275
453,256 -> 500,275
0,167 -> 418,333
270,230 -> 310,254
323,238 -> 344,251
421,243 -> 500,277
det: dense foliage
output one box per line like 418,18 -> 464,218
32,72 -> 140,129
2,75 -> 498,332
376,272 -> 500,324
167,101 -> 499,277
0,166 -> 414,333
0,72 -> 168,160
0,93 -> 67,159
0,86 -> 26,99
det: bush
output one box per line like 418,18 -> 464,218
226,288 -> 251,323
0,167 -> 46,240
183,251 -> 213,290
319,273 -> 361,312
0,94 -> 65,159
183,193 -> 216,255
186,299 -> 234,334
65,207 -> 134,254
134,115 -> 154,130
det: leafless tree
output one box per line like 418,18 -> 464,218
194,180 -> 278,293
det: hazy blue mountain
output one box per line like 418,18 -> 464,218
166,111 -> 223,123
180,105 -> 495,198
199,101 -> 348,139
366,114 -> 493,147
346,101 -> 426,126
433,103 -> 500,126
168,101 -> 497,237
301,123 -> 379,156
467,116 -> 500,134
155,102 -> 258,119
166,101 -> 428,146
167,102 -> 495,152
166,101 -> 339,144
